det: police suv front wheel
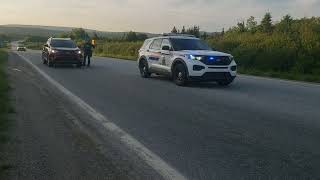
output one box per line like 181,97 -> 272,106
139,60 -> 151,78
173,64 -> 188,86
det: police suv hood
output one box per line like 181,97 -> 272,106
178,50 -> 232,57
52,47 -> 80,51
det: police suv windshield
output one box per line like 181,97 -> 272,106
170,38 -> 212,51
51,40 -> 77,48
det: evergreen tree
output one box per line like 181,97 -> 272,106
171,26 -> 178,33
246,16 -> 257,32
260,12 -> 273,33
202,32 -> 208,40
126,31 -> 138,41
277,14 -> 293,33
136,33 -> 148,41
70,28 -> 89,40
237,21 -> 246,32
181,26 -> 186,34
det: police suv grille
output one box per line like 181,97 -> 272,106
200,56 -> 232,66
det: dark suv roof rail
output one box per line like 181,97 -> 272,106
162,33 -> 196,37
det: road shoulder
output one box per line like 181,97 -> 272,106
2,52 -> 161,180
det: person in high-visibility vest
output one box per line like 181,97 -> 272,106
92,39 -> 96,46
83,39 -> 95,67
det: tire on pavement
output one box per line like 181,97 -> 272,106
139,59 -> 151,78
173,63 -> 188,86
47,58 -> 54,67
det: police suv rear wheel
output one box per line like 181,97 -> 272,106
139,60 -> 151,78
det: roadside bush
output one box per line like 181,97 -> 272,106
95,41 -> 143,60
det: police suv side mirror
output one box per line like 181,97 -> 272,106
162,46 -> 170,51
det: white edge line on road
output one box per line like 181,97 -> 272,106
14,52 -> 187,180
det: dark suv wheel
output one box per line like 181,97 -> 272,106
42,54 -> 47,64
173,63 -> 188,86
47,58 -> 54,67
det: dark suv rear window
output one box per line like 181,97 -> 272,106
51,40 -> 77,48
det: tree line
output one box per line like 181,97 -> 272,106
205,13 -> 320,81
58,28 -> 148,42
171,26 -> 201,38
18,13 -> 320,82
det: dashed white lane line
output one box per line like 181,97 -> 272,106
14,52 -> 187,180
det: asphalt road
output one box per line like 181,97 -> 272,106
14,49 -> 320,180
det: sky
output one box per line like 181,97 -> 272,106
1,0 -> 320,33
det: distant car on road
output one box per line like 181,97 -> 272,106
17,46 -> 27,51
42,38 -> 82,67
138,34 -> 237,86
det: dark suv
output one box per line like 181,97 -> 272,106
42,38 -> 82,67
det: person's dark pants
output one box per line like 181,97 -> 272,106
83,54 -> 91,66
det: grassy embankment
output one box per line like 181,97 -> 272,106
22,41 -> 43,50
94,41 -> 142,60
21,36 -> 47,50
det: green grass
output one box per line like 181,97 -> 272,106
0,49 -> 12,175
239,67 -> 320,83
94,41 -> 142,61
21,42 -> 43,50
95,53 -> 137,61
0,49 -> 10,136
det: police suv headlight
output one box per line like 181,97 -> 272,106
187,54 -> 203,61
229,56 -> 234,61
77,50 -> 82,54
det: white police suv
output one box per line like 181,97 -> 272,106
138,34 -> 237,86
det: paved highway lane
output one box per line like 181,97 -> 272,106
16,50 -> 320,179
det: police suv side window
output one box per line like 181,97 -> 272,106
161,39 -> 171,49
150,39 -> 163,50
141,40 -> 151,49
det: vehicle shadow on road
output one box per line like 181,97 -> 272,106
50,64 -> 79,69
188,82 -> 227,89
150,75 -> 240,89
149,75 -> 172,82
52,64 -> 106,70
